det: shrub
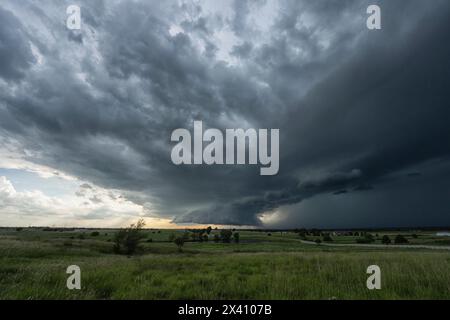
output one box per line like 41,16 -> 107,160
213,234 -> 220,243
381,235 -> 391,245
220,229 -> 233,243
315,239 -> 322,244
113,219 -> 146,255
174,237 -> 185,252
91,231 -> 100,237
395,235 -> 409,244
356,233 -> 375,244
312,229 -> 321,237
323,234 -> 333,242
365,233 -> 375,241
233,232 -> 240,243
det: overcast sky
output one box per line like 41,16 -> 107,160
0,0 -> 449,228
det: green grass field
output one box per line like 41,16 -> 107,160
0,228 -> 449,299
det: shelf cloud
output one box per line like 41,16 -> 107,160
0,0 -> 449,228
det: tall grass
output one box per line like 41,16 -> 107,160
0,230 -> 449,299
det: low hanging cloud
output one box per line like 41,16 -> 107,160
0,0 -> 450,228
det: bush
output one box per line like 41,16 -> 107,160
323,234 -> 333,242
113,219 -> 146,255
356,233 -> 375,244
365,233 -> 375,241
220,229 -> 233,243
213,234 -> 220,243
174,237 -> 185,252
312,229 -> 321,237
91,231 -> 100,237
381,235 -> 391,245
233,232 -> 240,243
394,235 -> 409,244
315,239 -> 322,244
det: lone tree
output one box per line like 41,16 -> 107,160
113,219 -> 146,255
174,237 -> 185,252
382,235 -> 391,245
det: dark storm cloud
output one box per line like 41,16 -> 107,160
269,160 -> 450,229
0,0 -> 450,227
0,7 -> 35,81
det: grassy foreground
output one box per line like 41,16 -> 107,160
0,228 -> 449,299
